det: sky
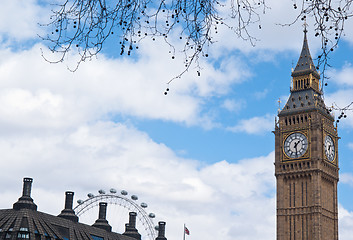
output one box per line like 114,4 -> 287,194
0,0 -> 353,239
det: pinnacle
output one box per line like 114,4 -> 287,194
291,29 -> 320,79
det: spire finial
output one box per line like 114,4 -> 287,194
303,18 -> 308,33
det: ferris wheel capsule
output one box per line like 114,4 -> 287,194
98,189 -> 106,194
73,190 -> 158,240
77,199 -> 83,204
110,188 -> 117,194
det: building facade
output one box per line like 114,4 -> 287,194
274,30 -> 339,240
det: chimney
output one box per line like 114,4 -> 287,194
129,212 -> 137,228
13,177 -> 37,211
155,222 -> 167,240
123,212 -> 141,240
92,202 -> 112,232
65,191 -> 74,209
58,191 -> 79,222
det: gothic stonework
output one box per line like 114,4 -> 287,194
274,29 -> 339,240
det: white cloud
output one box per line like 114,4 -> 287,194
325,89 -> 353,128
341,11 -> 353,45
0,88 -> 70,131
339,205 -> 353,240
221,99 -> 245,112
0,123 -> 276,240
254,88 -> 269,100
340,173 -> 353,187
0,37 -> 275,239
0,43 -> 251,130
133,38 -> 251,98
0,0 -> 47,43
227,114 -> 275,135
210,0 -> 323,58
328,64 -> 353,86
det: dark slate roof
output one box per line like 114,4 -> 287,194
278,88 -> 333,120
279,30 -> 333,119
291,29 -> 320,79
0,208 -> 135,240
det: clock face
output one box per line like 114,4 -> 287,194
325,135 -> 335,162
284,132 -> 308,159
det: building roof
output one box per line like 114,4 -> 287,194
0,178 -> 167,240
0,208 -> 133,240
278,88 -> 333,119
279,30 -> 333,120
291,28 -> 320,79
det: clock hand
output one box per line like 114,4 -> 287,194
294,141 -> 299,154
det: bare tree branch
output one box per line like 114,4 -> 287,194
287,1 -> 353,88
40,0 -> 267,80
40,0 -> 353,98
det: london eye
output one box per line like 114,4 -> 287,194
74,188 -> 158,240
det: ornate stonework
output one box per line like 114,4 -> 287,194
274,31 -> 339,240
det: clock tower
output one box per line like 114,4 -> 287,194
274,29 -> 339,240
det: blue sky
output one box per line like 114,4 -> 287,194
0,0 -> 353,239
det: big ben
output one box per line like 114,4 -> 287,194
274,28 -> 339,240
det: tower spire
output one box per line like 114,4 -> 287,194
291,26 -> 319,79
279,29 -> 332,117
290,27 -> 321,93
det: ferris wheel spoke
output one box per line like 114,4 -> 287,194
73,190 -> 158,240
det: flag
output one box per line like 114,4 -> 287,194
185,226 -> 190,235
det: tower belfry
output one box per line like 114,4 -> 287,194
274,29 -> 339,240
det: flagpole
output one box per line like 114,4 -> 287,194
183,224 -> 185,240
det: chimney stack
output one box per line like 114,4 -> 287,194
123,212 -> 141,240
92,202 -> 112,232
13,177 -> 37,211
58,191 -> 79,222
22,177 -> 32,197
129,212 -> 137,228
99,202 -> 107,220
155,222 -> 167,240
65,191 -> 74,209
